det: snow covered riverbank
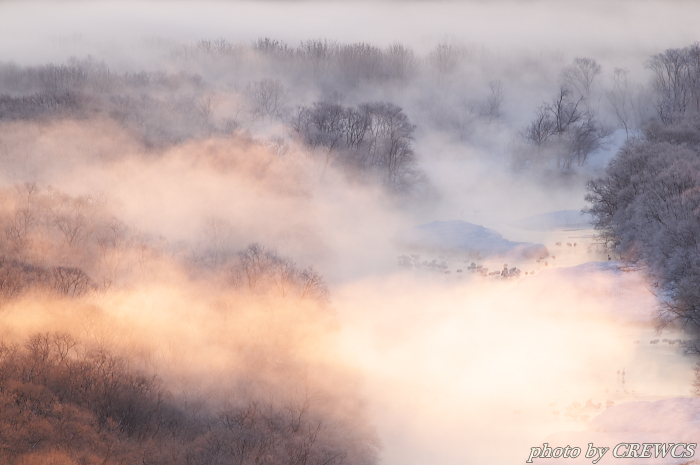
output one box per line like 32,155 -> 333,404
337,222 -> 699,465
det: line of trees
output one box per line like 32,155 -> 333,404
0,183 -> 154,290
182,38 -> 420,86
585,45 -> 700,352
0,182 -> 374,464
229,244 -> 329,303
586,121 -> 700,348
518,46 -> 700,169
0,59 -> 227,148
648,43 -> 700,123
0,185 -> 335,306
0,53 -> 431,194
0,259 -> 94,298
0,332 -> 379,465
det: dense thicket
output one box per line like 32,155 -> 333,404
585,44 -> 700,351
0,59 -> 221,148
0,184 -> 330,304
586,131 -> 700,339
0,183 -> 152,290
5,37 -> 667,183
0,182 -> 376,464
0,333 -> 378,465
184,38 -> 420,87
292,101 -> 422,191
0,48 -> 429,192
647,43 -> 700,123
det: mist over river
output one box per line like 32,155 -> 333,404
334,228 -> 697,464
1,2 -> 699,465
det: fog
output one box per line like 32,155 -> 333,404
3,1 -> 700,64
1,1 -> 699,464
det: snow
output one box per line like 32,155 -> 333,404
544,398 -> 700,464
511,209 -> 594,231
398,220 -> 549,259
526,261 -> 656,324
395,218 -> 697,465
526,262 -> 699,465
591,397 -> 700,436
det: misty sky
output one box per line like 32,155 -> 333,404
1,1 -> 699,68
2,2 -> 700,465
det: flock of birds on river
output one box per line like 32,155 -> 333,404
397,241 -> 588,278
399,239 -> 695,425
396,254 -> 547,278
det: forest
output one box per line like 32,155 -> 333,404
1,3 -> 700,463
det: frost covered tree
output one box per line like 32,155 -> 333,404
585,120 -> 700,349
647,43 -> 700,123
586,44 -> 700,344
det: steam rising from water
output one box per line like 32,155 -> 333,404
1,1 -> 699,464
335,266 -> 695,464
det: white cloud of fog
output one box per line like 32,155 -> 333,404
1,0 -> 698,70
332,263 -> 696,465
1,1 -> 699,464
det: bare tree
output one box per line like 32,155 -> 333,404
385,43 -> 418,82
335,42 -> 383,86
298,39 -> 336,77
253,37 -> 291,57
480,79 -> 504,122
606,68 -> 635,138
197,94 -> 218,134
298,267 -> 329,303
48,189 -> 96,249
361,102 -> 418,190
229,244 -> 330,303
202,216 -> 233,270
562,57 -> 601,113
429,40 -> 463,76
247,79 -> 288,121
523,86 -> 610,168
50,266 -> 94,297
647,43 -> 700,122
95,218 -> 134,283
